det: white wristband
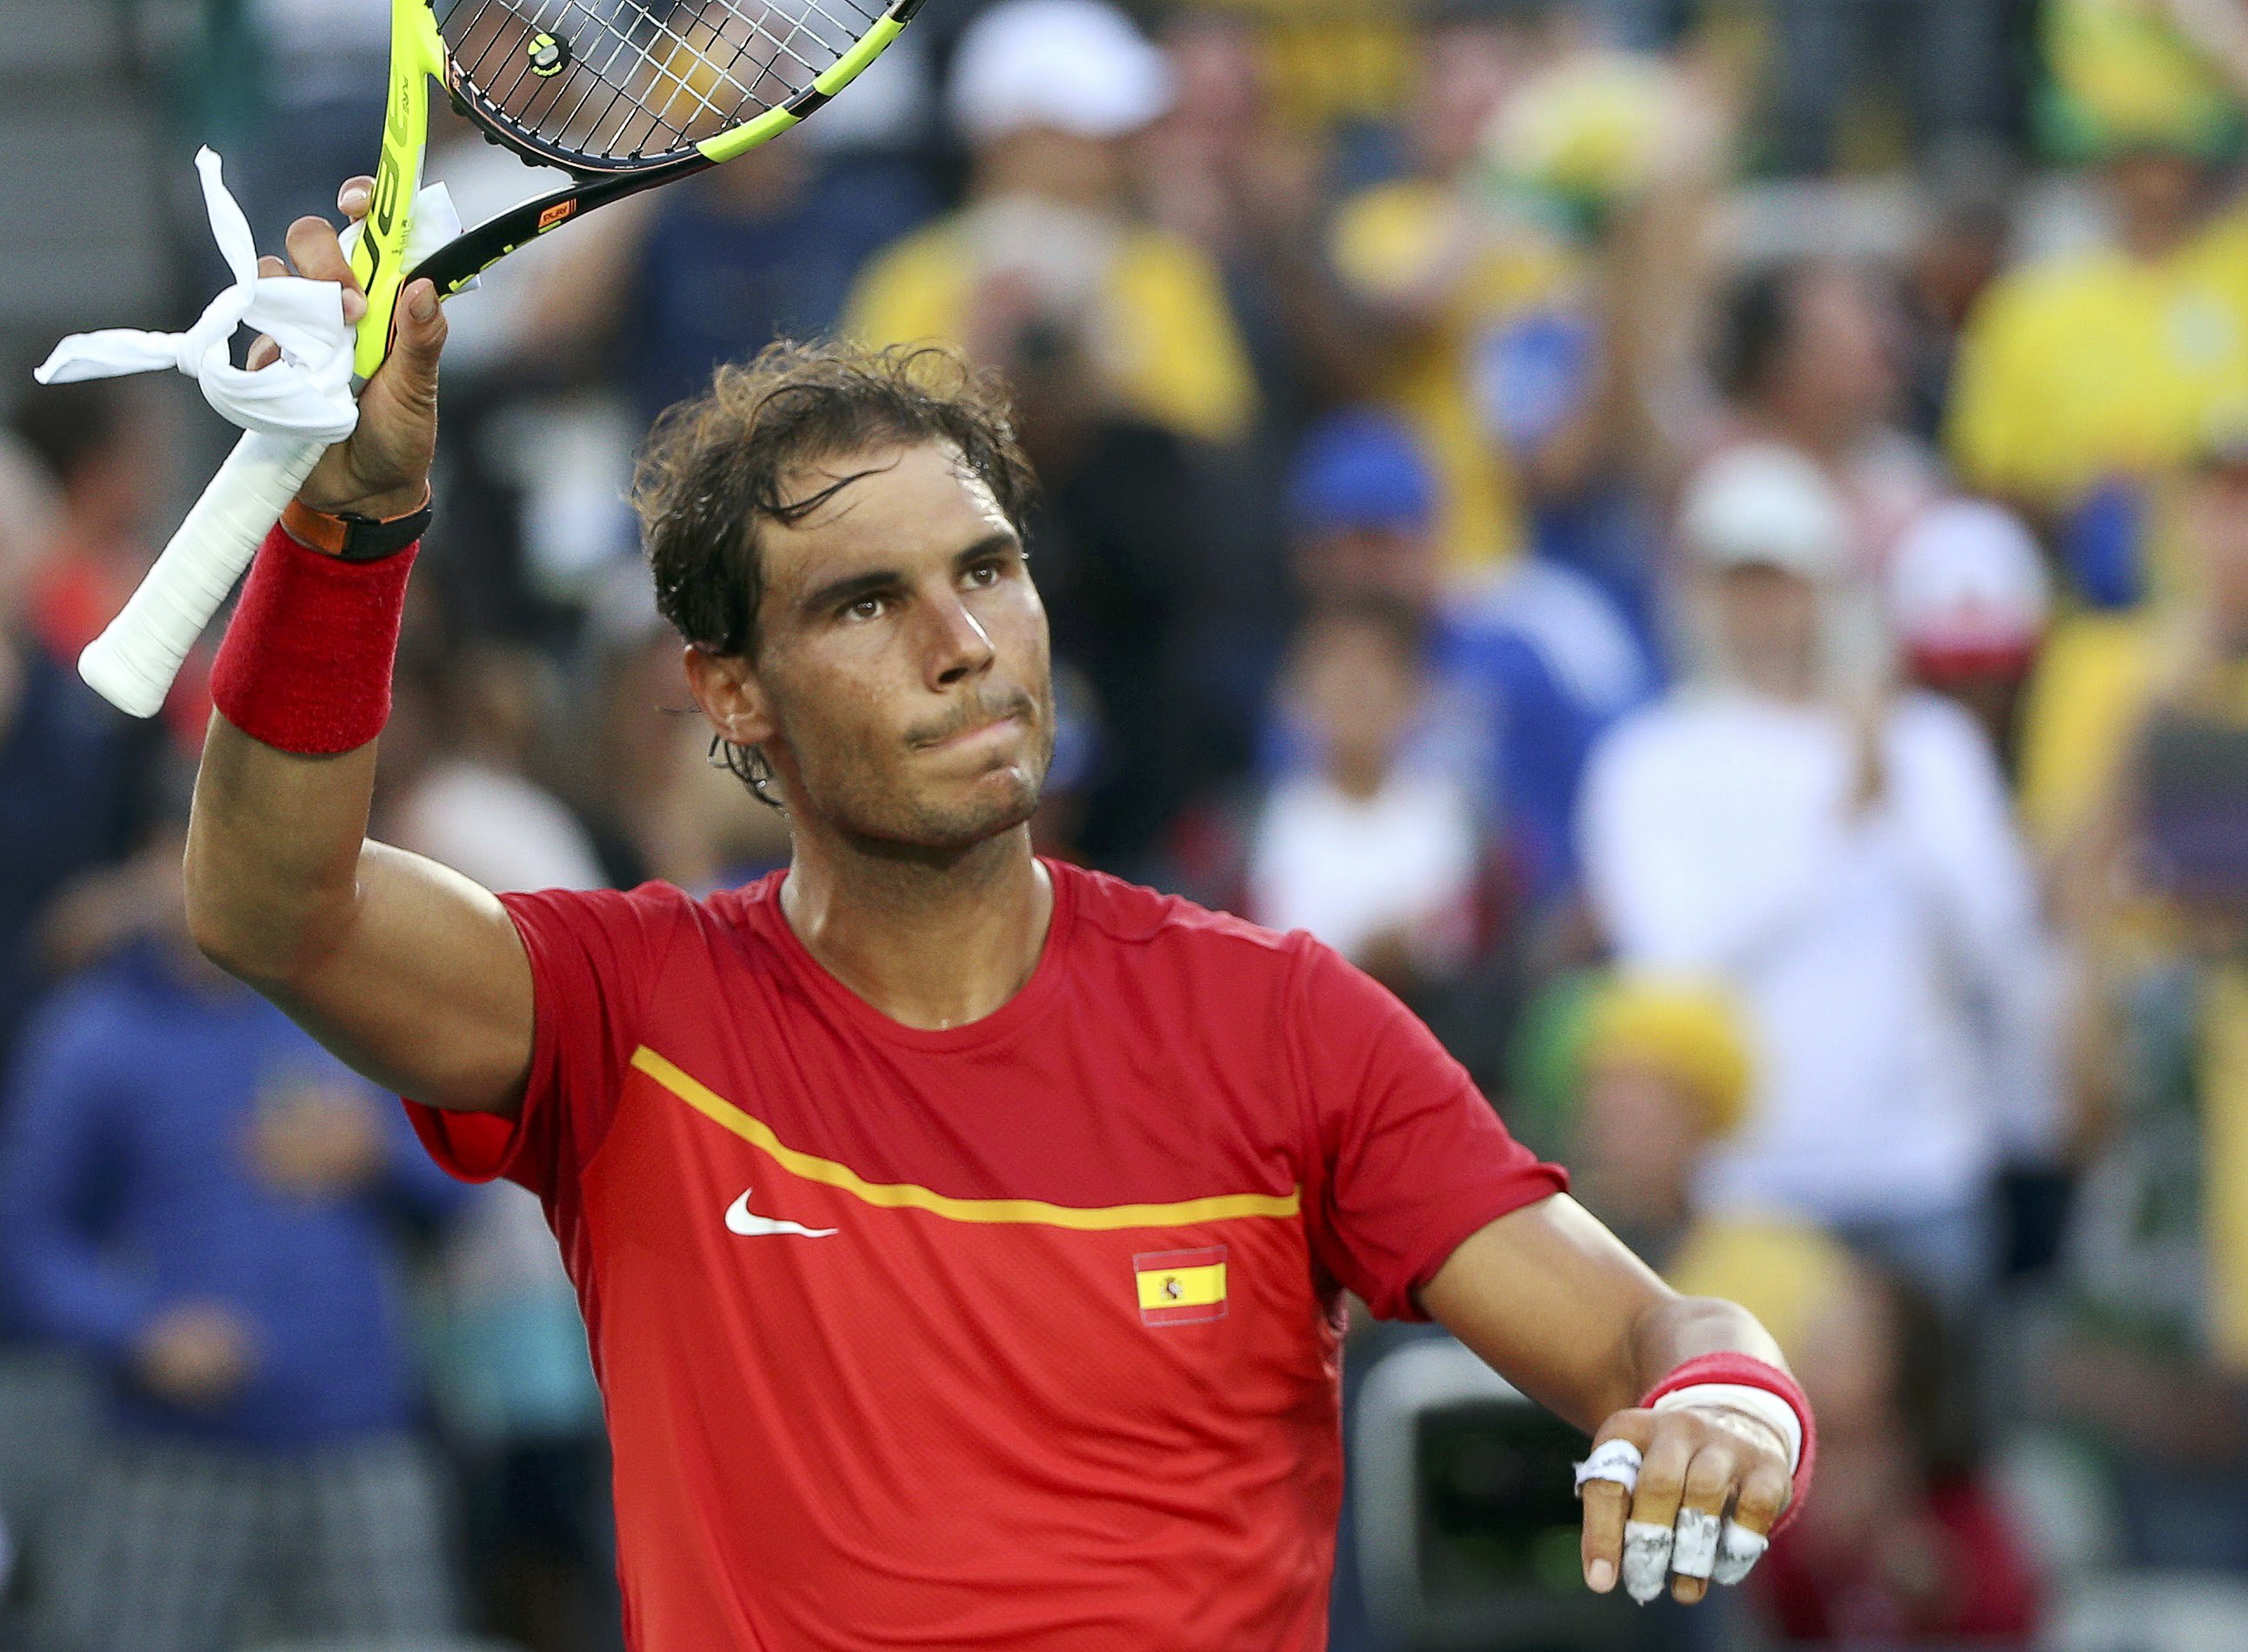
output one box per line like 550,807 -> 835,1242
1652,1382 -> 1803,1472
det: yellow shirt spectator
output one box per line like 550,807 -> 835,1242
1948,207 -> 2248,562
1328,179 -> 1578,571
842,212 -> 1257,448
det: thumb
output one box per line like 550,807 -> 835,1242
384,279 -> 447,391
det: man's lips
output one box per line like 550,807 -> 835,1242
919,710 -> 1024,751
911,693 -> 1036,751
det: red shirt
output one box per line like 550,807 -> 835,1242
407,861 -> 1563,1651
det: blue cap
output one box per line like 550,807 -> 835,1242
1286,409 -> 1436,536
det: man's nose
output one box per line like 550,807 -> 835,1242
924,591 -> 997,688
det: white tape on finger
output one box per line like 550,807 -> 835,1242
1621,1519 -> 1673,1604
1571,1438 -> 1643,1497
1712,1521 -> 1769,1586
1671,1508 -> 1722,1579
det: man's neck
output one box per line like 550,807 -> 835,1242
779,827 -> 1053,1031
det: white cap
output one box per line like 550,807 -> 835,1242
947,0 -> 1173,146
1888,498 -> 2050,654
1678,443 -> 1851,580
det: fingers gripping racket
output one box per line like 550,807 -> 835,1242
80,0 -> 921,717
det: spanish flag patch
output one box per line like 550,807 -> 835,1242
1134,1246 -> 1227,1326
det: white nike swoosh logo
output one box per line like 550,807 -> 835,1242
724,1188 -> 837,1238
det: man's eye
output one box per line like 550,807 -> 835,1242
844,596 -> 884,622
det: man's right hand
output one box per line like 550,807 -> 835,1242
247,177 -> 446,523
133,1301 -> 257,1410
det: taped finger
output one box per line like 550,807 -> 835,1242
1671,1507 -> 1722,1580
1711,1519 -> 1769,1586
1573,1438 -> 1644,1498
1621,1519 -> 1674,1604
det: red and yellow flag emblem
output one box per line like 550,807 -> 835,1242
1134,1246 -> 1227,1326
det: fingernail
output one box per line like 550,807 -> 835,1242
341,186 -> 369,212
410,284 -> 437,323
1587,1560 -> 1614,1593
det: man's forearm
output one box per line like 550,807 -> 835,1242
184,710 -> 378,987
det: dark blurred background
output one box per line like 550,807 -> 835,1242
8,1 -> 2248,1648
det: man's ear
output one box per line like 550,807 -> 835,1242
682,645 -> 774,749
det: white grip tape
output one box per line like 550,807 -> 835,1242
1713,1522 -> 1769,1586
78,430 -> 324,717
1620,1520 -> 1673,1604
1670,1508 -> 1722,1579
1572,1438 -> 1644,1498
1652,1382 -> 1804,1472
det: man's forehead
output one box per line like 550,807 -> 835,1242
757,441 -> 1016,609
775,441 -> 1005,532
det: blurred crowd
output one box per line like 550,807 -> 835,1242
10,0 -> 2248,1648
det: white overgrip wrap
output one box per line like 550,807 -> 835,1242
79,432 -> 326,716
45,150 -> 468,717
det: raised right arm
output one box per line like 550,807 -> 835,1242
183,188 -> 532,1117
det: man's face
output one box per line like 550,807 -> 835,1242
1773,267 -> 1898,442
707,442 -> 1055,852
1713,562 -> 1821,689
1292,524 -> 1441,615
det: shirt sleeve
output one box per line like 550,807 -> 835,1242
403,883 -> 685,1202
1291,938 -> 1565,1321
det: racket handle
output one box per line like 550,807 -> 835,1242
78,430 -> 326,718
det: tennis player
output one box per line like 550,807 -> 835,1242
183,190 -> 1815,1649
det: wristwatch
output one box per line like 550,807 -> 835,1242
281,486 -> 432,562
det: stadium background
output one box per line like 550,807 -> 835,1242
4,0 -> 2248,1648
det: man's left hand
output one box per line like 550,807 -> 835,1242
1577,1402 -> 1792,1605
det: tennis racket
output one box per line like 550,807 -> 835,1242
80,0 -> 922,717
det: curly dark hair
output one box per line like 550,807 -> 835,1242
631,338 -> 1038,801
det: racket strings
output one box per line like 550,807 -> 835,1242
437,0 -> 883,167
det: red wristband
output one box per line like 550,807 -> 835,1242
1640,1352 -> 1817,1531
210,523 -> 417,755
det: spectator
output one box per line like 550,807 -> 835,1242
2021,404 -> 2248,891
1715,258 -> 1942,576
1471,37 -> 1735,635
1896,162 -> 2014,444
1887,498 -> 2053,780
1138,7 -> 1374,435
2037,913 -> 2248,1569
1324,0 -> 1569,570
1752,1258 -> 2041,1642
1551,971 -> 1756,1268
844,0 -> 1257,446
2018,401 -> 2248,1569
1242,600 -> 1498,1003
1004,317 -> 1221,872
1950,0 -> 2248,608
1579,443 -> 2050,1306
0,820 -> 465,1652
1274,408 -> 1653,909
0,407 -> 155,1082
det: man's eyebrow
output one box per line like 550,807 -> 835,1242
954,530 -> 1021,569
799,567 -> 902,615
799,533 -> 1023,615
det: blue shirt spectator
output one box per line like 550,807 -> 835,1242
0,937 -> 464,1451
1271,408 -> 1656,906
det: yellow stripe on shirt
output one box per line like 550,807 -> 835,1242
631,1046 -> 1301,1230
